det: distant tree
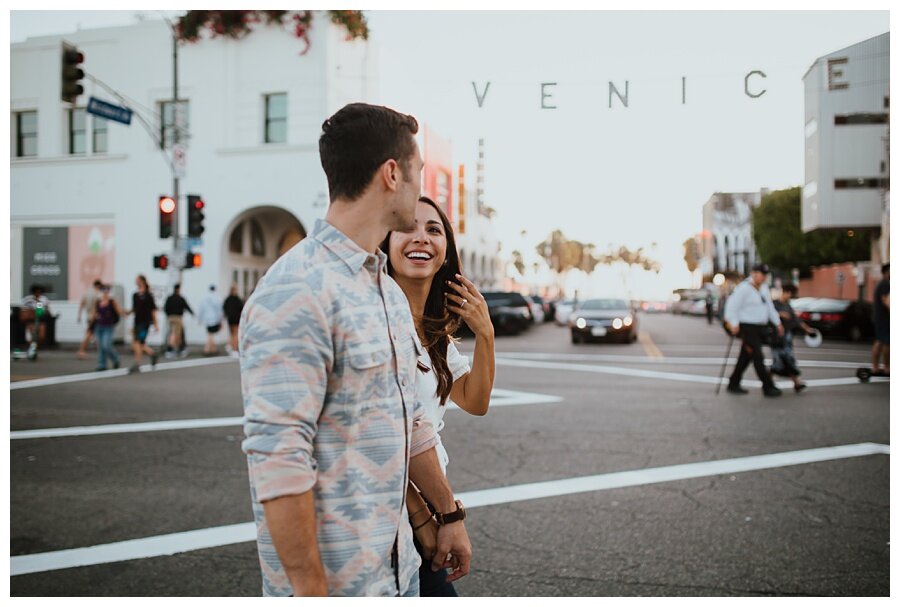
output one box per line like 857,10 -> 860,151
511,250 -> 526,276
177,10 -> 368,53
536,230 -> 600,276
597,245 -> 661,274
752,187 -> 872,275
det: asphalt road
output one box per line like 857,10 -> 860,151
9,313 -> 890,596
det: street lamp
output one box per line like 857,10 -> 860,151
713,273 -> 725,287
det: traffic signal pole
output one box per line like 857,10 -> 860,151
171,22 -> 183,287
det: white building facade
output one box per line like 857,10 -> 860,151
11,16 -> 377,344
802,32 -> 889,259
698,190 -> 765,278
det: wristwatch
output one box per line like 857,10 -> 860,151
434,499 -> 466,526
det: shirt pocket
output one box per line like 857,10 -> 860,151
347,343 -> 392,370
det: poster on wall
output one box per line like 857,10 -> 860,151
22,227 -> 68,300
68,224 -> 116,304
21,225 -> 115,302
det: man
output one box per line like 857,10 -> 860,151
871,263 -> 889,375
723,263 -> 784,397
163,283 -> 193,359
76,279 -> 103,359
127,274 -> 158,373
240,103 -> 471,597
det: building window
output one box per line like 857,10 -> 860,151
93,116 -> 108,154
834,177 -> 889,189
250,219 -> 266,257
264,93 -> 287,144
834,113 -> 888,125
69,108 -> 87,154
160,100 -> 189,149
15,111 -> 38,157
229,221 -> 244,254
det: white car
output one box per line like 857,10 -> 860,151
554,299 -> 576,326
525,296 -> 545,323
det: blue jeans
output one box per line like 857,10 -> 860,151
96,325 -> 119,369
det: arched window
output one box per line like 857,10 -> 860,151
229,221 -> 244,254
250,219 -> 266,257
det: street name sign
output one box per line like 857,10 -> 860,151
86,97 -> 133,125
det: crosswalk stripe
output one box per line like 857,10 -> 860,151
10,442 -> 888,576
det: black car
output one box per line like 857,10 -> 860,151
569,298 -> 639,344
482,291 -> 533,335
795,298 -> 874,341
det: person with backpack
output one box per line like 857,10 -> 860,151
94,285 -> 123,371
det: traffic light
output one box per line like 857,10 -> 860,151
187,194 -> 205,238
153,254 -> 169,270
61,42 -> 85,104
159,195 -> 175,239
185,252 -> 202,269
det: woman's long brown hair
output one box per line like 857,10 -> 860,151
381,196 -> 463,406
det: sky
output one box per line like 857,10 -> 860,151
9,8 -> 891,299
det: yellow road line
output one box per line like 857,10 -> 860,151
639,332 -> 664,359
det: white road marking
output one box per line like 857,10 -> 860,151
10,357 -> 237,391
10,389 -> 562,440
494,351 -> 872,369
10,442 -> 889,576
10,417 -> 246,440
495,357 -> 889,389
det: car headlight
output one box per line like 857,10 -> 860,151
624,316 -> 633,327
575,318 -> 587,329
612,318 -> 623,329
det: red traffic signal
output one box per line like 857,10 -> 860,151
159,195 -> 175,238
187,194 -> 205,238
153,254 -> 169,270
61,42 -> 85,104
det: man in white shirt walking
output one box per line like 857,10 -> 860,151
723,264 -> 784,397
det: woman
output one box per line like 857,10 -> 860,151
382,196 -> 495,596
771,283 -> 814,393
94,285 -> 123,371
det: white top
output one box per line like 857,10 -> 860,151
416,340 -> 471,474
197,292 -> 224,327
723,279 -> 781,328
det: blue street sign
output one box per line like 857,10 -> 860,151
86,96 -> 133,125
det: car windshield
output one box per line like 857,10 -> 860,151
578,299 -> 629,310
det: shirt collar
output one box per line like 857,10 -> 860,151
312,219 -> 386,275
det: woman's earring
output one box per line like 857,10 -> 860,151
443,258 -> 449,267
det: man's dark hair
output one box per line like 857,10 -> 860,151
174,283 -> 181,291
30,284 -> 44,295
882,263 -> 890,274
782,283 -> 799,296
319,103 -> 419,202
92,279 -> 103,288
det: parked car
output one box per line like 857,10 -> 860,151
796,298 -> 874,341
569,298 -> 639,344
524,296 -> 544,324
529,294 -> 555,322
671,290 -> 710,315
482,291 -> 533,335
639,300 -> 670,314
554,298 -> 577,326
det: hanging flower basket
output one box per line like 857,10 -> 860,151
177,10 -> 368,54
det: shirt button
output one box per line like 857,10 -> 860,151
401,378 -> 408,387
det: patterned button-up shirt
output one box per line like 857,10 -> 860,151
240,219 -> 437,597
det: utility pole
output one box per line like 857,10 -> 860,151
161,14 -> 184,288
